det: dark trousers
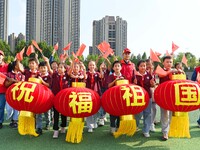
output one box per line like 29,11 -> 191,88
53,107 -> 67,130
110,115 -> 120,128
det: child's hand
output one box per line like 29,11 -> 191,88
171,69 -> 178,73
43,56 -> 49,62
150,78 -> 155,86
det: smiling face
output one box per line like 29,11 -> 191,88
58,63 -> 66,74
28,60 -> 38,71
39,66 -> 48,75
138,62 -> 146,74
88,61 -> 96,72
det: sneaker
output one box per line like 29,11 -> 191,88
150,124 -> 156,132
0,123 -> 3,129
162,134 -> 168,141
110,127 -> 116,134
53,130 -> 59,138
36,128 -> 43,135
11,122 -> 18,129
60,127 -> 66,133
94,123 -> 98,129
98,119 -> 105,126
88,128 -> 93,133
143,132 -> 150,138
9,122 -> 14,128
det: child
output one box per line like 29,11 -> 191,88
35,61 -> 52,135
4,60 -> 25,129
158,56 -> 177,140
68,61 -> 86,86
174,62 -> 185,74
50,62 -> 68,138
85,61 -> 103,132
24,57 -> 39,81
133,60 -> 155,137
98,62 -> 110,126
107,61 -> 124,134
146,59 -> 157,132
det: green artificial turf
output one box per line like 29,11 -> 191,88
0,109 -> 199,150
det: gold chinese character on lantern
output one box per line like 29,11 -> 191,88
174,83 -> 200,106
121,85 -> 145,107
11,82 -> 37,103
69,92 -> 92,114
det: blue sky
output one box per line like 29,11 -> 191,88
8,0 -> 200,57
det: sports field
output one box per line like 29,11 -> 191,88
0,109 -> 199,150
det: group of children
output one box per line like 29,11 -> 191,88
0,48 -> 197,141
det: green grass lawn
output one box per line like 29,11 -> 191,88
0,109 -> 199,150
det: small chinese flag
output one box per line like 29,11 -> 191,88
155,65 -> 168,77
54,42 -> 59,51
0,72 -> 7,86
150,49 -> 161,62
76,43 -> 86,56
103,48 -> 113,58
97,41 -> 110,53
172,41 -> 179,53
32,40 -> 42,53
181,54 -> 188,67
63,42 -> 72,51
72,52 -> 79,62
16,47 -> 25,61
26,45 -> 35,56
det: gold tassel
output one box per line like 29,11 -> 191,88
169,112 -> 190,138
113,115 -> 137,138
18,111 -> 39,137
66,118 -> 84,143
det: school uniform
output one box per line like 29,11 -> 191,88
51,72 -> 69,130
106,73 -> 125,129
133,72 -> 152,134
36,73 -> 52,130
24,69 -> 39,81
159,69 -> 172,136
85,71 -> 101,131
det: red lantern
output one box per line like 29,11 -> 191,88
53,82 -> 100,143
5,78 -> 54,136
154,74 -> 199,138
53,84 -> 100,118
101,80 -> 150,137
154,79 -> 200,112
102,81 -> 150,116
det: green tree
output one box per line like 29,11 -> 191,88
15,40 -> 27,55
142,52 -> 147,60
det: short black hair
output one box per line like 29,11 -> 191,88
28,57 -> 38,63
163,56 -> 172,62
50,60 -> 58,66
137,60 -> 146,68
112,60 -> 121,68
39,61 -> 47,67
174,62 -> 181,68
8,61 -> 17,72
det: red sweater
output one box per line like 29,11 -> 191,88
0,62 -> 8,93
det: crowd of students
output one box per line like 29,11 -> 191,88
0,48 -> 199,141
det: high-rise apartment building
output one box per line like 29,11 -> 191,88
8,33 -> 26,53
26,0 -> 80,54
93,16 -> 127,56
0,0 -> 8,42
